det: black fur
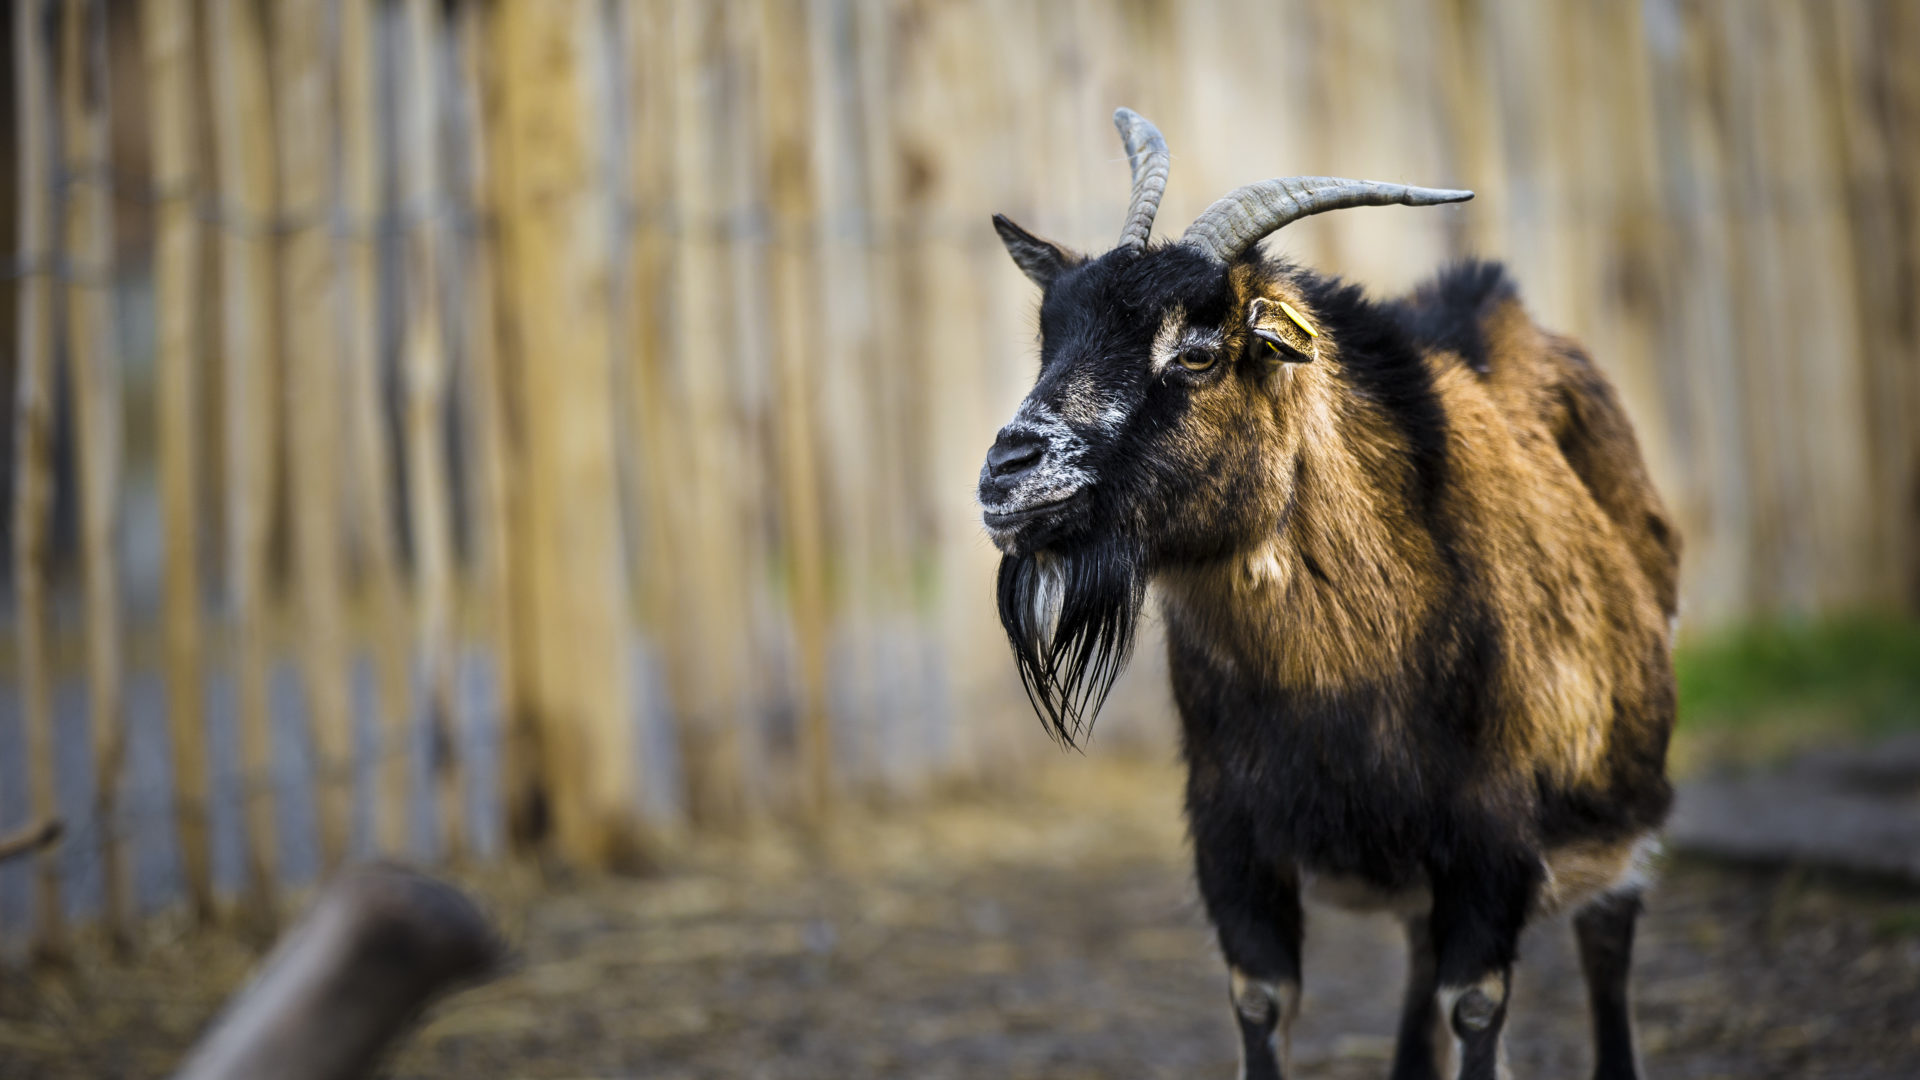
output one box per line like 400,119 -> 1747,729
1392,259 -> 1518,375
996,537 -> 1146,747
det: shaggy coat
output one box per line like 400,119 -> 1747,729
980,233 -> 1678,1080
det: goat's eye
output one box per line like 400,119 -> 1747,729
1177,348 -> 1217,372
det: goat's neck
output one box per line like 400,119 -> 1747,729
1163,374 -> 1445,690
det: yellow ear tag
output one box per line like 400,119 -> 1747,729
1279,300 -> 1317,338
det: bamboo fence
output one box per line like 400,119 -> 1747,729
0,0 -> 1915,957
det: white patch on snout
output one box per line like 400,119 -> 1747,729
979,400 -> 1095,514
1149,305 -> 1225,375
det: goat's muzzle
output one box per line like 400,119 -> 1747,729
978,420 -> 1090,553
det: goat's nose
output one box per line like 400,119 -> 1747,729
986,427 -> 1047,480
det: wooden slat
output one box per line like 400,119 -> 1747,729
271,0 -> 352,873
141,0 -> 213,923
805,0 -> 880,789
399,0 -> 464,862
337,0 -> 412,859
207,0 -> 280,926
450,0 -> 520,851
59,0 -> 128,950
487,0 -> 644,868
753,0 -> 832,817
618,0 -> 693,829
666,0 -> 751,824
12,0 -> 64,960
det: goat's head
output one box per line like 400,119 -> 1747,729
980,108 -> 1469,743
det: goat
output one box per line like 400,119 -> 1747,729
979,109 -> 1679,1080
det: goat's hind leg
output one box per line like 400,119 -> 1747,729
1390,916 -> 1449,1080
1574,891 -> 1644,1080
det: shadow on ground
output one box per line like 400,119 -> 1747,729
3,757 -> 1918,1078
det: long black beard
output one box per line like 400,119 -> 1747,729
995,539 -> 1147,747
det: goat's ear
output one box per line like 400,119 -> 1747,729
993,214 -> 1079,287
1247,295 -> 1317,365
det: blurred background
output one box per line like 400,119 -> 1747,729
1,1 -> 1917,1077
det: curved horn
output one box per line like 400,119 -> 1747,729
1181,177 -> 1472,264
1113,108 -> 1170,251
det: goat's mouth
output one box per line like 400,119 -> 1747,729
980,492 -> 1086,551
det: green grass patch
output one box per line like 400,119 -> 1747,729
1676,614 -> 1920,736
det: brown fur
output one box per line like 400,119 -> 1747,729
1161,273 -> 1676,817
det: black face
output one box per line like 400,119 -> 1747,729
978,243 -> 1243,558
979,236 -> 1293,743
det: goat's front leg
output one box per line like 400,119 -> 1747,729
1194,821 -> 1303,1080
1426,845 -> 1540,1080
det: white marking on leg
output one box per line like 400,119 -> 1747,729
1436,972 -> 1506,1077
1229,968 -> 1300,1077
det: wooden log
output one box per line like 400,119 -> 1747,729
271,0 -> 352,873
142,0 -> 215,926
338,0 -> 413,858
399,0 -> 465,863
487,0 -> 645,868
59,0 -> 128,949
13,0 -> 65,961
168,864 -> 501,1080
0,818 -> 63,863
207,0 -> 281,926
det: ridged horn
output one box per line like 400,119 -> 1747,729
1113,108 -> 1170,251
1181,177 -> 1473,264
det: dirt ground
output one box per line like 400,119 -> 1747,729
3,757 -> 1919,1079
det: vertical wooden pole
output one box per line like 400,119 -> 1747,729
207,0 -> 280,925
272,0 -> 352,873
1820,0 -> 1916,608
619,0 -> 690,830
338,0 -> 412,857
853,0 -> 922,791
399,0 -> 464,861
59,0 -> 127,949
754,0 -> 831,818
451,0 -> 519,850
460,1 -> 544,851
666,0 -> 750,825
806,0 -> 882,789
12,0 -> 64,961
488,0 -> 644,868
142,0 -> 214,922
1888,3 -> 1920,609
